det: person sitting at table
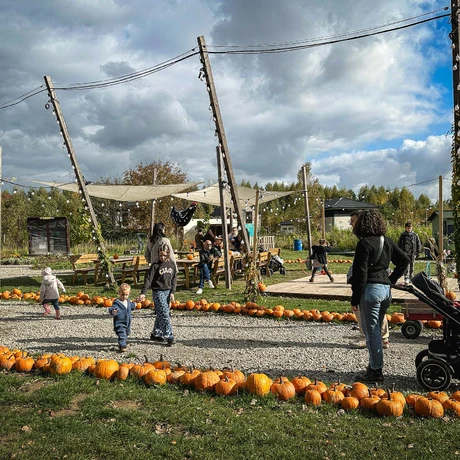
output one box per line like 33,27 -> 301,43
196,240 -> 221,295
229,227 -> 242,252
213,236 -> 224,252
145,222 -> 176,266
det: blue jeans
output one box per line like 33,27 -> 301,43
42,298 -> 60,311
198,263 -> 211,288
359,283 -> 391,370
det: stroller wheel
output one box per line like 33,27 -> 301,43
417,358 -> 452,391
280,267 -> 286,275
415,349 -> 429,368
401,320 -> 423,339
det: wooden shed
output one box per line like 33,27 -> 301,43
27,217 -> 70,255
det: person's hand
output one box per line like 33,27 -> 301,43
351,305 -> 359,312
170,293 -> 175,302
111,308 -> 118,316
137,294 -> 146,302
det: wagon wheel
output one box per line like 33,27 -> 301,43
416,358 -> 452,391
415,349 -> 429,368
401,320 -> 423,339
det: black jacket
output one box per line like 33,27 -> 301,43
141,258 -> 177,295
398,231 -> 422,257
351,235 -> 409,306
311,245 -> 330,265
198,247 -> 221,267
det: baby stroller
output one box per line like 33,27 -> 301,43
402,272 -> 460,391
268,255 -> 286,275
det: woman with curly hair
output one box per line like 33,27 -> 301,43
351,209 -> 409,383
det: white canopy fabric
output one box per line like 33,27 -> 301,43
34,181 -> 202,202
172,183 -> 296,208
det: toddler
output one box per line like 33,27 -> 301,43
109,283 -> 136,352
39,267 -> 66,319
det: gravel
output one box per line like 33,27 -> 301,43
1,301 -> 455,392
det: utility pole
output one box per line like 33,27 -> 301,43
451,2 -> 460,288
149,168 -> 157,236
439,175 -> 444,258
44,76 -> 115,286
216,146 -> 232,288
301,165 -> 312,256
197,36 -> 249,249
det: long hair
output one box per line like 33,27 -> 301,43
150,222 -> 166,244
353,209 -> 387,238
157,242 -> 170,259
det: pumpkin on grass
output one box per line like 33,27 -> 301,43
376,391 -> 404,417
94,359 -> 119,380
304,389 -> 322,406
246,373 -> 272,396
215,376 -> 238,396
270,376 -> 296,401
414,397 -> 444,418
194,370 -> 221,392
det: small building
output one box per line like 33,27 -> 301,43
280,220 -> 296,234
324,197 -> 379,232
427,210 -> 454,249
27,217 -> 70,255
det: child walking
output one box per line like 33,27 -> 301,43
139,243 -> 177,346
39,267 -> 66,319
309,238 -> 334,283
109,283 -> 136,353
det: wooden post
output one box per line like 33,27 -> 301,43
44,76 -> 115,286
439,175 -> 444,258
302,165 -> 312,256
149,168 -> 157,236
197,36 -> 249,250
251,190 -> 260,280
216,146 -> 232,288
0,146 -> 2,261
322,201 -> 326,238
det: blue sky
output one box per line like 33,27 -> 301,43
0,0 -> 454,202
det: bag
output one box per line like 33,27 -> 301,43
306,258 -> 313,270
347,236 -> 384,285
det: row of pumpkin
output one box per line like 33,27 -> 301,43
0,346 -> 456,419
0,288 -> 443,329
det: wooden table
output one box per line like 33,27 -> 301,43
176,258 -> 200,289
93,256 -> 136,284
175,250 -> 194,257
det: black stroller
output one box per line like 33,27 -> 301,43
268,255 -> 286,275
403,272 -> 460,390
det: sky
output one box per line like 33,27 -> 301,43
0,0 -> 454,202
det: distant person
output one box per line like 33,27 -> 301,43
145,222 -> 176,266
196,240 -> 221,295
109,283 -> 136,353
351,209 -> 409,383
348,210 -> 390,350
139,243 -> 177,346
397,221 -> 421,286
308,238 -> 334,283
39,267 -> 66,320
136,232 -> 145,253
195,227 -> 205,250
203,228 -> 216,244
229,227 -> 242,252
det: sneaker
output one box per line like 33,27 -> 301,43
54,316 -> 61,320
382,340 -> 390,349
117,347 -> 127,353
150,333 -> 164,342
349,340 -> 367,349
354,367 -> 384,383
166,338 -> 175,347
196,288 -> 203,294
309,278 -> 314,283
330,277 -> 335,282
208,280 -> 215,289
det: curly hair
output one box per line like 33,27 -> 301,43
353,209 -> 387,238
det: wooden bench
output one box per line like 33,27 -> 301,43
210,256 -> 234,286
112,256 -> 141,285
135,256 -> 150,284
269,248 -> 281,257
70,254 -> 99,285
257,251 -> 272,277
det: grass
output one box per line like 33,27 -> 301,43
0,371 -> 458,459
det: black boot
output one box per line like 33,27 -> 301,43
354,366 -> 384,383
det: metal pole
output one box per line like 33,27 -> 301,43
216,146 -> 232,288
302,165 -> 312,257
44,76 -> 115,286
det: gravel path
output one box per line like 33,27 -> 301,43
1,301 -> 455,392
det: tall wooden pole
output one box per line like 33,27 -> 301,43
322,201 -> 326,238
216,146 -> 232,288
252,190 -> 260,272
44,76 -> 115,286
197,36 -> 249,250
149,168 -> 157,236
0,146 -> 2,265
301,165 -> 312,256
439,175 -> 444,258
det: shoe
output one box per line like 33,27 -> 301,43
117,347 -> 127,353
330,277 -> 335,282
208,280 -> 215,289
166,338 -> 175,347
54,316 -> 61,320
196,288 -> 203,294
309,278 -> 314,283
382,340 -> 390,349
150,333 -> 164,342
354,367 -> 384,383
349,340 -> 367,349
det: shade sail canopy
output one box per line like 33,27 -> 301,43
33,181 -> 202,202
172,183 -> 296,208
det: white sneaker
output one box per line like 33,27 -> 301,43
208,280 -> 215,289
349,340 -> 367,349
196,288 -> 203,295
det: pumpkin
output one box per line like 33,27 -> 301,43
215,376 -> 238,396
405,393 -> 423,408
72,357 -> 95,373
246,373 -> 272,396
359,390 -> 380,411
0,354 -> 16,371
130,364 -> 154,379
445,290 -> 456,300
14,356 -> 35,372
117,363 -> 131,381
144,369 -> 167,386
152,354 -> 170,370
291,375 -> 312,395
304,389 -> 322,406
427,390 -> 449,404
306,379 -> 327,394
113,253 -> 119,259
270,377 -> 296,401
258,282 -> 267,293
349,382 -> 369,400
49,355 -> 73,375
376,391 -> 404,417
414,397 -> 444,418
94,359 -> 119,380
427,320 -> 442,329
194,370 -> 221,392
451,390 -> 460,402
443,398 -> 460,416
186,254 -> 194,260
322,385 -> 345,405
390,312 -> 405,324
222,368 -> 245,384
180,369 -> 202,387
341,396 -> 360,411
167,369 -> 186,384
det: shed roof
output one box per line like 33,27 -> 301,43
324,197 -> 379,210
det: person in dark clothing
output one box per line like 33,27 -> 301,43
351,209 -> 409,383
196,239 -> 221,295
194,228 -> 205,250
309,238 -> 334,282
397,221 -> 422,285
139,243 -> 177,346
203,228 -> 216,244
109,283 -> 136,353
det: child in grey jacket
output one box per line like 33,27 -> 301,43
39,267 -> 66,319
